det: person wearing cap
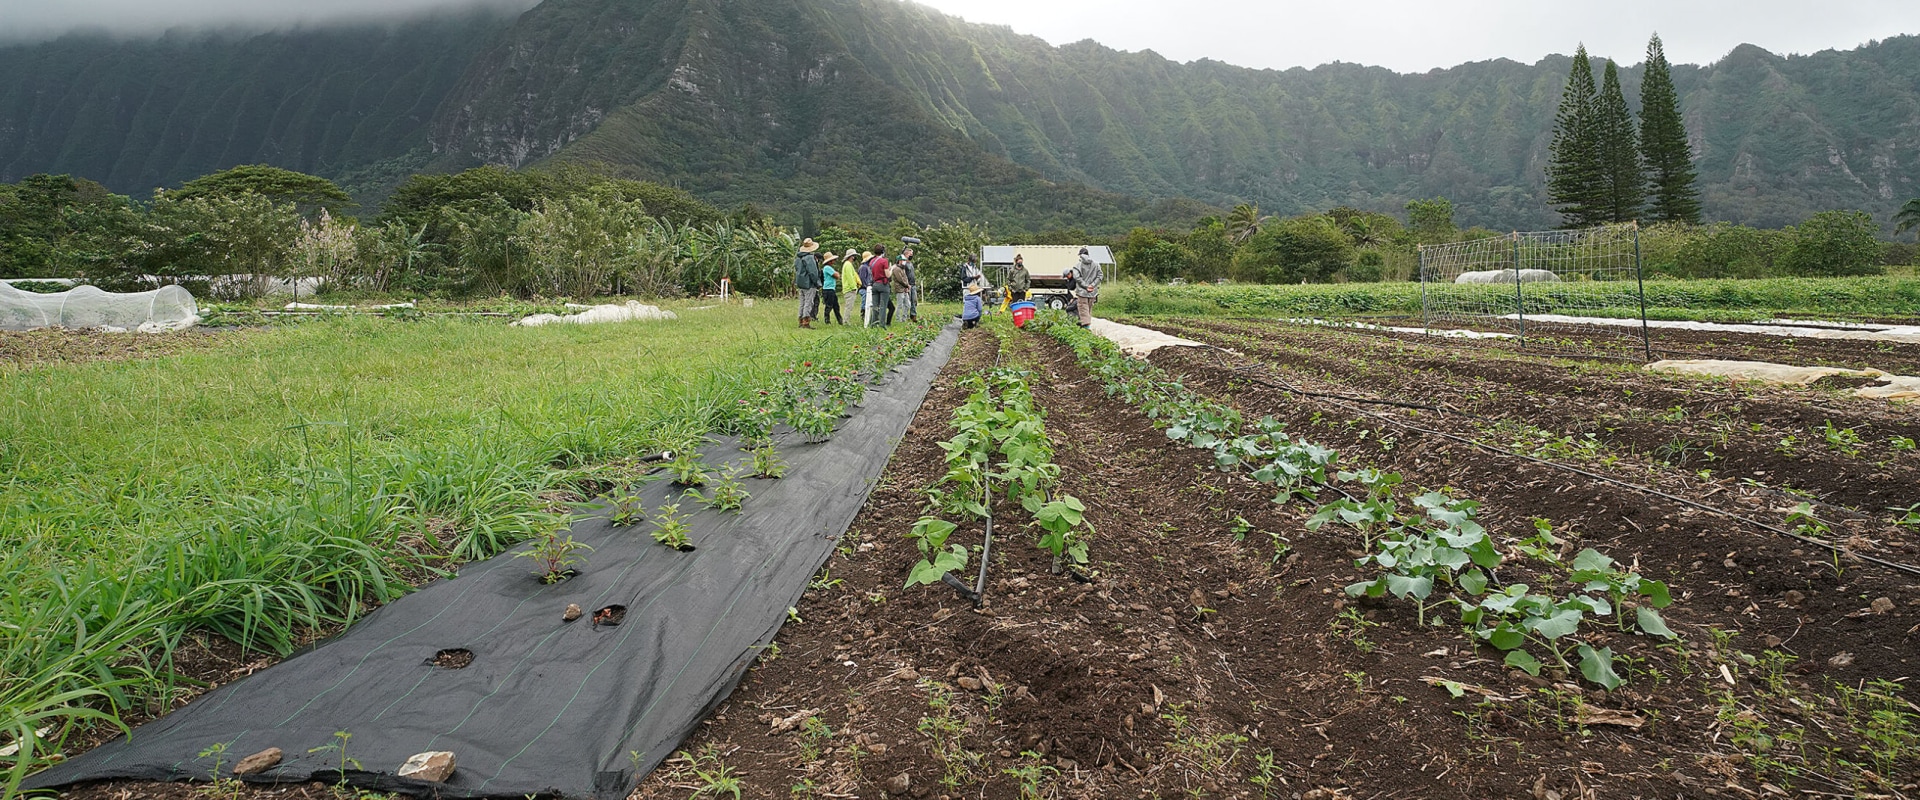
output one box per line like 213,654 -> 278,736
1070,246 -> 1101,327
820,251 -> 844,325
794,238 -> 823,329
1009,254 -> 1031,303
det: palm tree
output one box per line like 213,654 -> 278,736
1227,203 -> 1274,244
1896,198 -> 1920,242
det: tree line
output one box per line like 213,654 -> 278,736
1547,34 -> 1701,227
0,165 -> 996,301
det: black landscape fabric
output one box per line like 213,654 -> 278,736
27,323 -> 961,799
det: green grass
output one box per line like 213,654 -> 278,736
0,302 -> 933,792
1102,276 -> 1920,322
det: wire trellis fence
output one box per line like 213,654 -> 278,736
1418,223 -> 1650,360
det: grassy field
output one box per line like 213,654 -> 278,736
0,302 -> 927,790
1102,275 -> 1920,322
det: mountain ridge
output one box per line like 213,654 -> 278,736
4,0 -> 1917,233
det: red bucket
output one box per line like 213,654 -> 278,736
1011,301 -> 1036,328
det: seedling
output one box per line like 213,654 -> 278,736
608,490 -> 648,526
686,466 -> 751,512
306,731 -> 361,783
1820,420 -> 1864,457
904,517 -> 969,588
651,503 -> 694,550
1033,495 -> 1091,569
1892,435 -> 1918,452
516,528 -> 591,584
196,742 -> 244,800
1001,751 -> 1059,800
1566,547 -> 1675,638
666,450 -> 710,487
751,444 -> 788,479
1784,502 -> 1830,538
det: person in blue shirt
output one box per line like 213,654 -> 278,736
961,284 -> 985,329
820,251 -> 844,325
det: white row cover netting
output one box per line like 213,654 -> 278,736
0,282 -> 201,332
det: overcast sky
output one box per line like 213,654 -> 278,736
3,0 -> 1917,71
918,0 -> 1920,71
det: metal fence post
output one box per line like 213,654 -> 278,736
1633,222 -> 1651,361
1511,232 -> 1525,343
1417,245 -> 1430,332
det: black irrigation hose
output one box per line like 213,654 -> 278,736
1198,347 -> 1920,580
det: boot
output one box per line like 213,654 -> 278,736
799,317 -> 809,329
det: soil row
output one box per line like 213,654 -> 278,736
1152,316 -> 1920,521
1361,314 -> 1920,376
635,324 -> 1920,799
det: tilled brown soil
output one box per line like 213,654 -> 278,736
1151,317 -> 1920,520
1345,315 -> 1920,376
0,328 -> 229,371
41,320 -> 1920,800
631,324 -> 1920,799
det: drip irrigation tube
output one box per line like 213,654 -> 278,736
1198,348 -> 1920,580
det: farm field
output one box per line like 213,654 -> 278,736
625,313 -> 1918,799
0,303 -> 942,795
1102,275 -> 1920,323
12,304 -> 1920,800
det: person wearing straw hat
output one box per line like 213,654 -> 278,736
960,280 -> 986,329
820,251 -> 844,325
793,238 -> 822,329
857,250 -> 874,319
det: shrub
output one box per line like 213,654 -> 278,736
1780,210 -> 1883,277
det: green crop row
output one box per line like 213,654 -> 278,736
1040,314 -> 1681,691
1101,275 -> 1920,321
0,307 -> 941,793
905,366 -> 1093,590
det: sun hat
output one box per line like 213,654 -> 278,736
800,238 -> 819,253
821,251 -> 839,263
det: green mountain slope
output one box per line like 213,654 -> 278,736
6,0 -> 1920,232
0,8 -> 517,197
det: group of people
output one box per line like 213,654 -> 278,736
792,239 -> 920,328
956,249 -> 1102,329
794,240 -> 1103,329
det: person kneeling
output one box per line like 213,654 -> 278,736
961,284 -> 985,329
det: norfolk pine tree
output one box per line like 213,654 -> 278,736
1547,46 -> 1607,227
1596,60 -> 1645,223
1638,34 -> 1702,224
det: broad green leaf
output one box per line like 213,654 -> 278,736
1635,606 -> 1677,639
1437,680 -> 1468,699
1484,622 -> 1527,651
1640,579 -> 1672,608
1572,548 -> 1614,573
1463,537 -> 1503,569
1385,573 -> 1434,601
1458,568 -> 1488,596
1432,547 -> 1471,570
1526,607 -> 1584,640
906,560 -> 952,588
1578,645 -> 1623,690
1504,649 -> 1543,676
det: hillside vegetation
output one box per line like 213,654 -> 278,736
4,0 -> 1919,231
